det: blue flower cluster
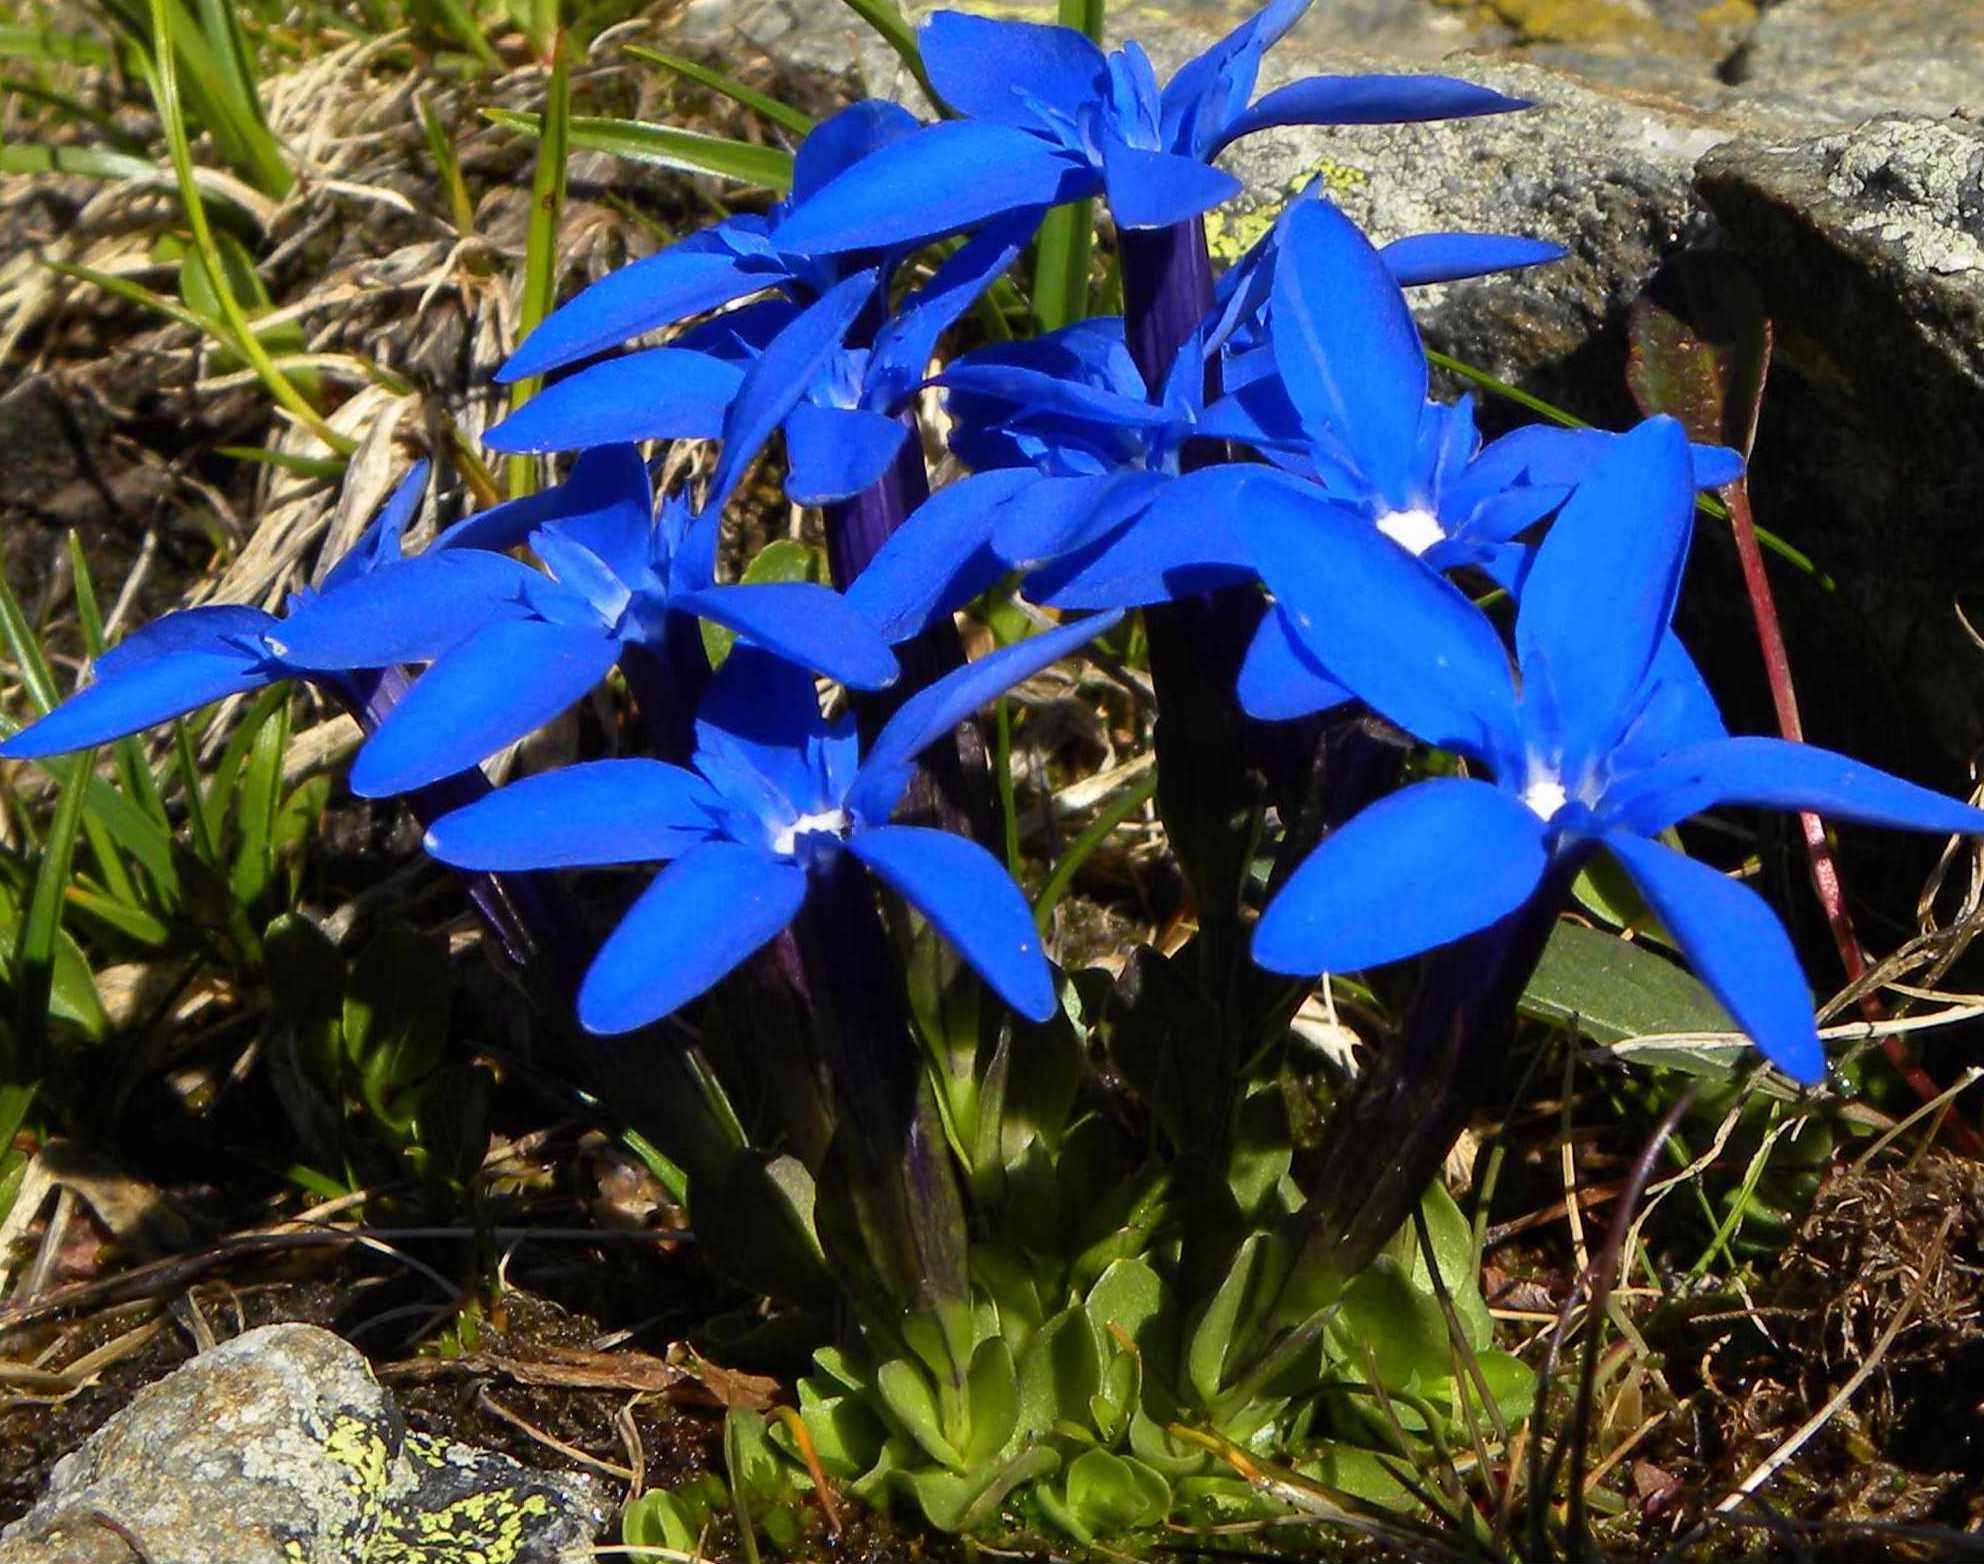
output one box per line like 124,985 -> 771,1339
8,0 -> 1978,1086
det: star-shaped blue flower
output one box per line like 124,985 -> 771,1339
424,611 -> 1119,1033
0,462 -> 444,760
269,445 -> 900,796
772,2 -> 1527,255
1242,415 -> 1984,1083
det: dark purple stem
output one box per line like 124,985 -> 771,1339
1119,219 -> 1219,400
620,617 -> 711,769
1290,845 -> 1593,1287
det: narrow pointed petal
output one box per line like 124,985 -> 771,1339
1216,73 -> 1527,151
938,361 -> 1171,430
783,402 -> 908,505
322,461 -> 429,591
1689,441 -> 1745,488
578,843 -> 809,1033
921,12 -> 1108,128
1099,133 -> 1243,229
772,121 -> 1093,256
868,208 -> 1041,405
1516,415 -> 1693,766
991,472 -> 1170,567
1236,602 -> 1351,721
437,446 -> 654,583
843,469 -> 1035,642
348,620 -> 619,797
850,610 -> 1122,824
423,759 -> 725,869
0,649 -> 271,759
1379,232 -> 1566,286
676,582 -> 899,690
1027,467 -> 1257,608
849,824 -> 1056,1020
1603,831 -> 1821,1082
497,238 -> 768,382
485,348 -> 744,453
693,645 -> 834,812
1254,778 -> 1547,974
92,604 -> 279,679
706,270 -> 878,514
1603,737 -> 1984,841
1161,0 -> 1305,159
1272,200 -> 1427,501
1238,478 -> 1518,761
269,552 -> 544,671
792,99 -> 922,202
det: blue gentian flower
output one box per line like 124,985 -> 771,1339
269,445 -> 899,796
1242,415 -> 1984,1083
493,100 -> 922,386
489,214 -> 1034,507
771,2 -> 1527,256
424,611 -> 1120,1033
0,463 -> 445,760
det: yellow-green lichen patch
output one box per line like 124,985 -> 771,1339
370,1484 -> 562,1564
1205,159 -> 1369,262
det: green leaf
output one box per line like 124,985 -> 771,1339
1063,1447 -> 1169,1539
1520,921 -> 1735,1046
342,926 -> 453,1138
0,24 -> 115,66
621,1489 -> 700,1554
877,1357 -> 965,1472
11,746 -> 94,1055
1335,1256 -> 1449,1392
903,1444 -> 1058,1533
1186,1233 -> 1267,1408
964,1333 -> 1019,1465
49,928 -> 107,1041
627,45 -> 816,136
485,106 -> 794,191
1017,1304 -> 1102,1439
1394,1183 -> 1491,1351
701,539 -> 826,666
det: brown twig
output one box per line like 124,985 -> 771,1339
1723,476 -> 1978,1150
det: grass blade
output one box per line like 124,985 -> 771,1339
834,0 -> 939,110
0,24 -> 114,66
415,89 -> 478,233
625,45 -> 816,137
11,745 -> 96,1059
507,23 -> 571,500
485,107 -> 794,192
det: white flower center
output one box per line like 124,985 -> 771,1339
772,807 -> 849,856
1374,507 -> 1446,557
1521,774 -> 1568,821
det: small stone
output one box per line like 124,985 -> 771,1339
0,1324 -> 607,1564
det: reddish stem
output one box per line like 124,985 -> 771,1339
1723,479 -> 1977,1147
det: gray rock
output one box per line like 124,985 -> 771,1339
1725,0 -> 1984,125
1696,115 -> 1984,758
0,1324 -> 608,1564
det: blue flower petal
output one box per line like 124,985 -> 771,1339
849,823 -> 1056,1020
783,402 -> 909,506
1238,478 -> 1519,762
694,645 -> 835,814
706,269 -> 879,513
1378,233 -> 1566,287
484,348 -> 744,453
269,552 -> 544,671
1253,777 -> 1548,974
1159,0 -> 1308,159
437,446 -> 654,587
1689,441 -> 1745,488
850,609 -> 1122,824
867,208 -> 1041,408
322,461 -> 429,592
1271,200 -> 1427,504
1236,601 -> 1351,721
676,582 -> 899,690
843,469 -> 1036,642
1099,132 -> 1242,229
792,99 -> 923,203
1027,466 -> 1257,608
423,758 -> 726,869
1215,73 -> 1528,151
1515,415 -> 1693,768
1603,736 -> 1984,841
497,235 -> 770,383
772,121 -> 1092,256
348,619 -> 619,797
0,648 -> 272,759
1602,830 -> 1822,1083
991,471 -> 1170,567
921,12 -> 1108,129
91,603 -> 281,680
578,842 -> 810,1033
